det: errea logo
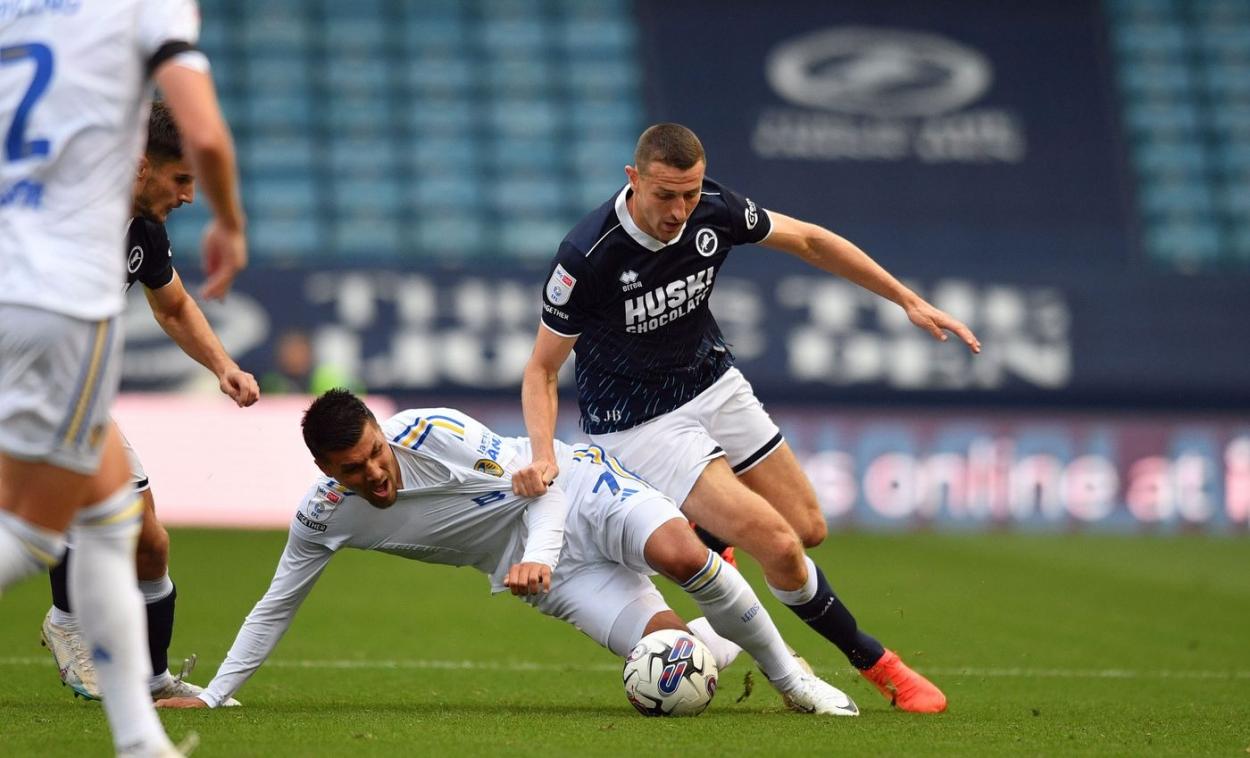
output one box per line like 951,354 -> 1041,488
619,270 -> 641,292
127,246 -> 144,273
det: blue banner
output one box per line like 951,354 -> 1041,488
122,264 -> 1250,407
634,0 -> 1135,278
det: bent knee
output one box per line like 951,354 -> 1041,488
797,513 -> 827,547
745,521 -> 805,566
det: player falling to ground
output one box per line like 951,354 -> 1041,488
157,389 -> 859,716
515,123 -> 981,713
39,101 -> 259,704
0,2 -> 246,755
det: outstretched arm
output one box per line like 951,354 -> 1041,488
515,326 -> 577,496
157,531 -> 334,708
145,270 -> 259,406
763,212 -> 981,353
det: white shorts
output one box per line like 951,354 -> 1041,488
118,426 -> 150,491
589,367 -> 783,508
534,443 -> 688,656
0,305 -> 123,475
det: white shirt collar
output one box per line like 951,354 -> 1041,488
614,185 -> 686,252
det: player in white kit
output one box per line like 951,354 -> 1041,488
155,390 -> 858,716
0,2 -> 246,755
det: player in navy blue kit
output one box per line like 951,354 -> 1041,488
38,102 -> 257,706
516,123 -> 981,713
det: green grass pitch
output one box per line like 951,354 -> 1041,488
1,529 -> 1247,756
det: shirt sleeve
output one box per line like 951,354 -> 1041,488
519,484 -> 570,569
137,0 -> 203,74
538,242 -> 596,338
715,182 -> 773,246
196,528 -> 334,707
135,221 -> 175,291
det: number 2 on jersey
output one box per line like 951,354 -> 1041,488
1,43 -> 53,162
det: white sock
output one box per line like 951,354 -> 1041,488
680,551 -> 802,689
49,605 -> 77,629
149,669 -> 173,692
767,554 -> 818,606
0,510 -> 65,590
70,486 -> 171,754
687,616 -> 744,671
138,573 -> 173,604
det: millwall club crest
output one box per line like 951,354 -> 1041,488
695,228 -> 719,257
546,264 -> 577,305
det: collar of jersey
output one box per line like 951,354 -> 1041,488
615,186 -> 685,252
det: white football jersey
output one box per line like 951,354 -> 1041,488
0,0 -> 200,320
198,408 -> 580,706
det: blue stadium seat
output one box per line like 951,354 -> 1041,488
483,58 -> 553,95
246,177 -> 317,214
1139,182 -> 1215,214
487,137 -> 561,171
333,180 -> 404,215
490,100 -> 560,137
410,178 -> 484,211
415,215 -> 488,256
176,0 -> 644,262
242,136 -> 315,175
250,221 -> 321,259
479,19 -> 548,52
410,138 -> 480,171
333,216 -> 403,255
491,177 -> 564,214
499,219 -> 572,259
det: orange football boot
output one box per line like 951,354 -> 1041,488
860,649 -> 947,713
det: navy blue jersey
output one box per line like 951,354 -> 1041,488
124,216 -> 175,292
540,177 -> 772,434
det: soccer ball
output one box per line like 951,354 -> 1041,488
622,628 -> 719,716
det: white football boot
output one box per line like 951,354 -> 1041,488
775,673 -> 860,716
40,608 -> 101,700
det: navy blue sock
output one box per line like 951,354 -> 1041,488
49,550 -> 72,612
787,565 -> 885,670
146,582 -> 176,677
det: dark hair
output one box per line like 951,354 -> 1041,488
634,123 -> 705,173
302,389 -> 377,460
145,100 -> 183,164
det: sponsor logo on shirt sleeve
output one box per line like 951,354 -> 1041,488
546,264 -> 577,305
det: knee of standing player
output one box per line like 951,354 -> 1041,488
746,518 -> 805,569
136,522 -> 170,577
797,504 -> 828,547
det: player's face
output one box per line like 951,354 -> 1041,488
319,422 -> 402,508
626,160 -> 705,241
135,157 -> 195,223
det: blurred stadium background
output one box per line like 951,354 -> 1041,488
121,0 -> 1249,534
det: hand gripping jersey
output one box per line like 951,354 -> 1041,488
539,177 -> 773,434
0,1 -> 200,320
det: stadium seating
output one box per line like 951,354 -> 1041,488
1107,0 -> 1250,269
173,0 -> 643,263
